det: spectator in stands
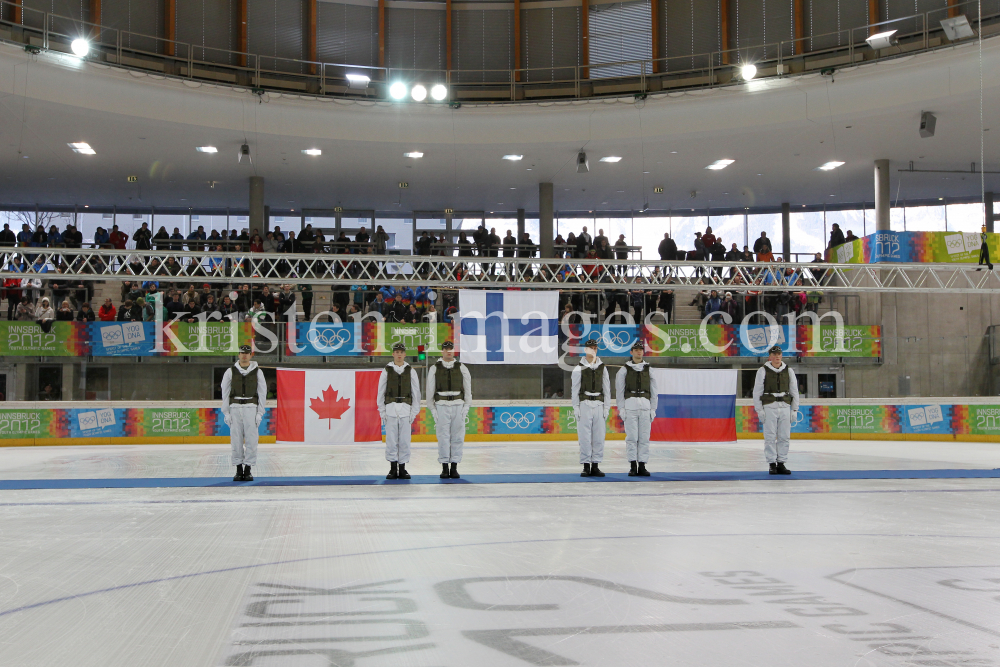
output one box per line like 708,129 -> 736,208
263,232 -> 279,254
0,224 -> 15,247
15,297 -> 33,321
219,295 -> 236,320
702,226 -> 716,250
65,225 -> 83,248
21,275 -> 41,304
828,223 -> 846,249
76,302 -> 95,322
273,226 -> 285,244
55,300 -> 74,321
742,245 -> 754,262
710,236 -> 726,276
594,228 -> 608,249
845,230 -> 858,242
235,284 -> 253,315
373,225 -> 390,254
278,284 -> 295,323
35,296 -> 55,331
116,299 -> 137,322
415,230 -> 432,256
356,226 -> 370,249
403,303 -> 422,323
152,226 -> 170,250
705,290 -> 723,324
389,293 -> 406,323
17,224 -> 31,246
109,225 -> 129,250
614,234 -> 629,274
134,222 -> 152,250
721,291 -> 740,323
187,225 -> 207,252
30,225 -> 48,247
367,292 -> 386,317
753,231 -> 772,257
657,232 -> 677,261
4,276 -> 21,320
259,286 -> 275,316
98,298 -> 117,321
458,232 -> 474,257
165,294 -> 184,319
249,233 -> 264,253
135,297 -> 154,322
94,227 -> 111,247
38,383 -> 58,401
246,300 -> 266,323
168,227 -> 184,251
182,299 -> 201,323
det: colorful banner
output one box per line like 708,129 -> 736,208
0,407 -> 274,440
363,323 -> 454,356
410,405 -> 624,438
644,324 -> 738,357
89,322 -> 158,356
0,322 -> 88,356
562,324 -> 639,356
645,324 -> 881,358
832,231 -> 1000,265
287,323 -> 362,356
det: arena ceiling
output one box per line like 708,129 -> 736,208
1,37 -> 999,214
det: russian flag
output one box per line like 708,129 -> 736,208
650,368 -> 737,442
276,369 -> 382,444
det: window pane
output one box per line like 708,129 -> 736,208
374,218 -> 412,252
707,214 -> 744,254
947,203 -> 984,232
593,217 -> 632,246
825,209 -> 865,243
152,214 -> 188,241
670,215 -> 707,256
633,216 -> 671,259
747,213 -> 781,255
890,206 -> 905,231
789,211 -> 825,259
904,205 -> 946,232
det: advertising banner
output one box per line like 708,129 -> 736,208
795,325 -> 882,358
0,322 -> 88,356
0,407 -> 275,440
90,322 -> 158,356
363,322 -> 454,356
287,323 -> 362,356
834,231 -> 1000,265
562,324 -> 639,357
643,325 -> 738,357
163,321 -> 254,356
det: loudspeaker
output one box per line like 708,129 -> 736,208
919,112 -> 936,138
576,152 -> 589,174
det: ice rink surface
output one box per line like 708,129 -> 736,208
0,438 -> 998,667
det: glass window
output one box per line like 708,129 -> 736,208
947,203 -> 984,232
904,205 -> 946,232
632,216 -> 671,259
670,215 -> 707,256
747,213 -> 782,256
593,217 -> 632,246
706,214 -> 744,254
789,211 -> 825,259
523,218 -> 540,243
152,214 -> 188,240
77,212 -> 109,245
890,206 -> 905,231
825,209 -> 865,244
374,218 -> 413,252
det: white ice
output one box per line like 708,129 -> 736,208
0,439 -> 997,667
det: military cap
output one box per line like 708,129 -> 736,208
392,342 -> 407,351
768,345 -> 782,354
631,339 -> 645,350
584,338 -> 600,348
239,344 -> 252,353
441,340 -> 455,349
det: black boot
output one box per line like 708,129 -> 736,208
440,463 -> 450,479
233,464 -> 244,482
387,462 -> 398,480
590,462 -> 605,477
243,465 -> 253,481
769,462 -> 778,475
775,462 -> 792,475
628,461 -> 638,477
398,463 -> 411,480
450,462 -> 460,479
581,463 -> 591,477
637,462 -> 650,477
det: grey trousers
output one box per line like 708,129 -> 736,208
577,401 -> 606,464
435,403 -> 466,463
229,404 -> 260,466
762,402 -> 791,463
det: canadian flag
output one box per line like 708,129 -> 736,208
276,369 -> 382,444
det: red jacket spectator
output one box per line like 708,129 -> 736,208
109,228 -> 129,250
98,299 -> 117,321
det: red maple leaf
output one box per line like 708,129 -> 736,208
309,385 -> 351,429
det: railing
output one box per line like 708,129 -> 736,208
0,0 -> 997,103
2,248 -> 1000,293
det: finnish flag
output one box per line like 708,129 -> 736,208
458,290 -> 559,364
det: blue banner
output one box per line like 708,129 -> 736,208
88,322 -> 158,356
289,323 -> 362,356
737,325 -> 796,357
869,231 -> 914,263
563,324 -> 639,356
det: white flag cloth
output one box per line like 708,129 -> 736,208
276,369 -> 382,444
458,290 -> 559,364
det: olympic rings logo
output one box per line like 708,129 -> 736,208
601,330 -> 634,351
306,327 -> 352,349
499,411 -> 537,429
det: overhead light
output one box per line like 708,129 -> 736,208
389,82 -> 408,100
740,64 -> 757,81
345,73 -> 370,89
817,161 -> 845,171
503,154 -> 523,161
411,84 -> 427,102
576,152 -> 589,173
705,159 -> 734,170
404,152 -> 424,158
866,30 -> 898,50
430,84 -> 448,101
196,146 -> 218,153
599,156 -> 622,163
68,142 -> 95,154
941,15 -> 975,41
70,38 -> 90,57
302,149 -> 322,156
238,143 -> 251,164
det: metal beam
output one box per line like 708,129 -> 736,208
514,0 -> 521,82
378,0 -> 385,69
948,0 -> 960,19
869,0 -> 879,35
446,0 -> 452,71
89,0 -> 101,40
165,0 -> 175,57
650,0 -> 659,74
580,0 -> 589,80
720,0 -> 729,65
3,249 -> 1000,293
793,0 -> 804,55
307,0 -> 318,75
238,0 -> 248,68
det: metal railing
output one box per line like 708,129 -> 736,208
1,0 -> 997,103
1,247 -> 1000,293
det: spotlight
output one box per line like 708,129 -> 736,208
239,143 -> 251,164
68,142 -> 96,155
817,161 -> 845,171
430,84 -> 448,101
502,155 -> 523,161
302,149 -> 322,156
919,111 -> 937,138
576,152 -> 589,174
71,38 -> 90,57
411,84 -> 427,101
740,64 -> 757,81
404,152 -> 424,159
705,159 -> 734,170
346,73 -> 371,89
599,156 -> 622,163
941,15 -> 975,41
866,30 -> 898,50
389,82 -> 408,100
196,146 -> 218,153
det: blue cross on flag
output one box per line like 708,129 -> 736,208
458,290 -> 559,364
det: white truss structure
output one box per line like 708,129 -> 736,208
3,248 -> 1000,292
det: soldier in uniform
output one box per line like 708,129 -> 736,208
571,338 -> 611,477
426,340 -> 472,479
377,341 -> 421,480
615,339 -> 658,476
752,345 -> 799,474
221,344 -> 267,482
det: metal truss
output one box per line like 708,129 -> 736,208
3,248 -> 1000,293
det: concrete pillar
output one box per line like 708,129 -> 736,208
445,211 -> 453,239
249,176 -> 265,233
986,192 -> 995,233
539,182 -> 554,257
61,363 -> 75,401
781,202 -> 791,261
517,208 -> 525,241
874,159 -> 890,231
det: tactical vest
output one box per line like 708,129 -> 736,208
761,365 -> 793,405
434,360 -> 465,402
580,364 -> 604,402
624,364 -> 651,400
384,364 -> 412,403
229,365 -> 258,405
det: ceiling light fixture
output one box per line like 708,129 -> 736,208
389,82 -> 408,100
599,156 -> 622,163
410,84 -> 427,102
817,161 -> 845,171
741,64 -> 757,81
302,149 -> 322,156
503,155 -> 523,161
705,159 -> 734,170
68,142 -> 96,155
70,38 -> 90,57
430,84 -> 448,101
404,152 -> 424,158
346,73 -> 371,89
196,146 -> 218,153
866,30 -> 898,50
